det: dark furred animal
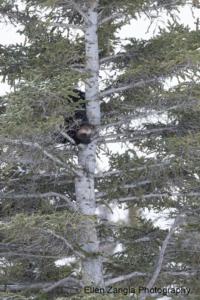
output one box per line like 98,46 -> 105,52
58,90 -> 92,145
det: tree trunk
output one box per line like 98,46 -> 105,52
75,0 -> 103,287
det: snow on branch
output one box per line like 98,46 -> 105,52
140,214 -> 181,300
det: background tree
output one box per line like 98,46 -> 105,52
0,0 -> 200,299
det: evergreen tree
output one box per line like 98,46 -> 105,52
0,0 -> 200,299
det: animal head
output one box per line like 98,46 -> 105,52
74,124 -> 92,144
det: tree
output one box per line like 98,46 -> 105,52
0,0 -> 200,299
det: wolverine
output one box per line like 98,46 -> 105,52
57,89 -> 92,145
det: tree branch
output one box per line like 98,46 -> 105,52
105,272 -> 147,286
165,271 -> 196,276
56,126 -> 76,145
68,0 -> 89,23
108,192 -> 200,203
101,62 -> 191,97
97,105 -> 179,131
3,139 -> 83,177
100,237 -> 150,250
101,77 -> 164,97
100,126 -> 180,142
45,229 -> 85,258
49,22 -> 84,31
140,215 -> 181,300
0,175 -> 73,188
100,54 -> 125,64
0,277 -> 84,292
96,180 -> 151,199
0,252 -> 67,259
0,283 -> 51,292
43,276 -> 84,293
104,216 -> 180,290
98,13 -> 124,26
0,192 -> 77,211
94,162 -> 170,178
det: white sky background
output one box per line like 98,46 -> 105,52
0,5 -> 200,228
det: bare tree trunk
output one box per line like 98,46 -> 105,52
75,0 -> 103,287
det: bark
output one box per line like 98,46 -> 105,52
74,0 -> 104,287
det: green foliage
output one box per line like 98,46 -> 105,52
1,0 -> 200,299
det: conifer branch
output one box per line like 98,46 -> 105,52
0,192 -> 77,210
0,252 -> 67,259
3,139 -> 83,177
100,53 -> 139,64
49,22 -> 84,31
96,180 -> 151,199
104,272 -> 147,286
100,237 -> 151,250
98,13 -> 124,26
104,269 -> 192,288
101,126 -> 194,144
97,105 -> 179,131
56,127 -> 76,145
67,0 -> 89,23
0,279 -> 83,292
101,62 -> 191,97
94,162 -> 170,178
100,54 -> 124,64
43,277 -> 84,293
108,193 -> 200,203
140,215 -> 181,300
44,230 -> 85,258
101,77 -> 163,97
